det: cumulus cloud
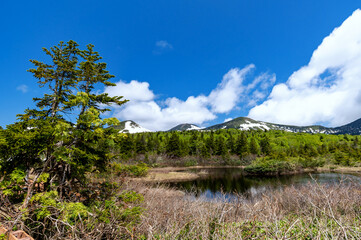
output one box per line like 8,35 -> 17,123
104,65 -> 273,130
16,84 -> 28,93
108,86 -> 215,130
208,65 -> 254,113
249,9 -> 361,127
104,80 -> 154,102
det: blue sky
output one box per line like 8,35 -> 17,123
1,1 -> 361,130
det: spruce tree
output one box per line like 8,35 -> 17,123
227,133 -> 236,154
260,135 -> 272,155
189,131 -> 198,155
166,132 -> 181,158
206,131 -> 215,155
215,136 -> 227,156
0,40 -> 127,207
135,134 -> 147,154
236,132 -> 248,156
249,137 -> 260,155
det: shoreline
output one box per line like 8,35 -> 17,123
135,165 -> 361,183
316,166 -> 361,174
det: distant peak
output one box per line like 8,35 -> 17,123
116,120 -> 152,133
169,123 -> 201,131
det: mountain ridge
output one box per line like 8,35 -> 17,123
204,117 -> 336,134
169,123 -> 202,131
114,117 -> 361,135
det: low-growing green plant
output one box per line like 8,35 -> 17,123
298,157 -> 325,168
112,162 -> 149,177
184,158 -> 198,167
244,157 -> 299,175
0,168 -> 26,202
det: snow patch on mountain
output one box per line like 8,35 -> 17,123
187,125 -> 202,130
239,120 -> 271,130
120,121 -> 151,133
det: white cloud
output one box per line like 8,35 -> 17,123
16,84 -> 28,93
153,40 -> 173,54
224,118 -> 233,123
156,40 -> 173,49
112,94 -> 215,131
104,80 -> 154,102
247,72 -> 275,91
208,65 -> 254,113
104,65 -> 272,131
249,9 -> 361,127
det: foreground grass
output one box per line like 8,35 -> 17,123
125,179 -> 361,239
2,163 -> 360,239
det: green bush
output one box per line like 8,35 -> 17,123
298,157 -> 325,168
112,162 -> 149,177
184,158 -> 198,167
244,158 -> 298,175
30,191 -> 89,223
27,188 -> 145,238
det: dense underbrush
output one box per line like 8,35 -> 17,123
0,163 -> 149,240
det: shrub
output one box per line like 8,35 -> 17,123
112,162 -> 149,177
184,158 -> 198,167
244,158 -> 298,175
298,157 -> 325,168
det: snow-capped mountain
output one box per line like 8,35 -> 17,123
205,117 -> 334,133
333,118 -> 361,135
113,120 -> 152,133
204,117 -> 351,134
169,124 -> 202,131
116,117 -> 361,135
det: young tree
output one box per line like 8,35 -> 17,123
260,135 -> 272,155
249,137 -> 260,155
236,132 -> 248,157
166,132 -> 182,158
227,133 -> 236,154
205,131 -> 215,155
0,41 -> 127,208
189,131 -> 198,155
215,136 -> 227,156
135,134 -> 147,154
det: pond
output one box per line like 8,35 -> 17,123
170,167 -> 361,200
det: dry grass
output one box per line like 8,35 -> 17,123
124,178 -> 361,239
3,170 -> 360,239
318,166 -> 361,174
137,166 -> 243,183
138,171 -> 199,183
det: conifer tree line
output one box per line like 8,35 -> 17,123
117,129 -> 361,166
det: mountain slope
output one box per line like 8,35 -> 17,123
205,117 -> 338,134
334,118 -> 361,135
113,120 -> 152,133
116,117 -> 361,135
169,124 -> 201,131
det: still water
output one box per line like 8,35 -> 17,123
170,168 -> 361,200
